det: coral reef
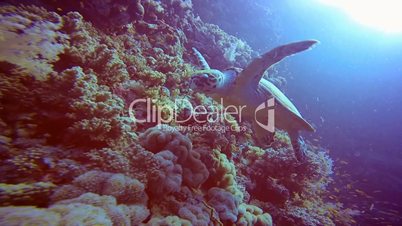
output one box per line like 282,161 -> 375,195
51,170 -> 148,205
0,182 -> 56,207
237,203 -> 273,226
0,1 -> 352,226
0,5 -> 68,80
0,193 -> 150,226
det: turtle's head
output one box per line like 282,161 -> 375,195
190,69 -> 225,93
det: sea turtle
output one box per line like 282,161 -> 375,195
190,40 -> 318,161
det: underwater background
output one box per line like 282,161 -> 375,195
196,0 -> 402,225
0,0 -> 401,225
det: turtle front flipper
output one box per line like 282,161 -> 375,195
288,131 -> 306,162
236,40 -> 319,89
192,47 -> 211,70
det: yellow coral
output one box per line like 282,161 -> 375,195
51,203 -> 112,225
244,146 -> 266,164
0,206 -> 61,226
271,130 -> 292,149
146,215 -> 192,226
237,203 -> 273,226
209,149 -> 244,202
0,182 -> 56,206
211,149 -> 236,188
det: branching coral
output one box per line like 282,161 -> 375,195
241,139 -> 340,225
45,0 -> 145,28
0,142 -> 87,186
83,143 -> 163,186
183,16 -> 256,69
0,66 -> 126,149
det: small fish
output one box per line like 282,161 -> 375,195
355,189 -> 373,199
342,173 -> 351,178
320,116 -> 325,123
388,209 -> 399,214
378,210 -> 400,217
340,160 -> 348,165
355,189 -> 366,196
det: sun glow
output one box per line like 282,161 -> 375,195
317,0 -> 402,33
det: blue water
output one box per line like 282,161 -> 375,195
194,0 -> 402,224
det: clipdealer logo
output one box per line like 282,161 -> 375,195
128,97 -> 275,132
255,97 -> 275,133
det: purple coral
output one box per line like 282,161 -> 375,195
207,187 -> 239,222
140,125 -> 209,189
150,150 -> 183,195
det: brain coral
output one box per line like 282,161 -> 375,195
207,187 -> 239,222
237,203 -> 273,226
51,170 -> 148,205
0,193 -> 150,226
53,193 -> 150,226
150,150 -> 183,196
139,125 -> 209,188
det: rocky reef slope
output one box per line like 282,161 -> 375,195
0,1 -> 353,225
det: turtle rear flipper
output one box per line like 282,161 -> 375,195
289,131 -> 306,162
